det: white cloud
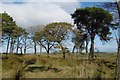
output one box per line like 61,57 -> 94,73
2,0 -> 116,2
1,0 -> 80,28
25,0 -> 79,2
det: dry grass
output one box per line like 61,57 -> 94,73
2,53 -> 117,78
0,54 -> 2,79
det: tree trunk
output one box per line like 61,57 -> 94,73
79,49 -> 82,54
12,39 -> 15,53
20,47 -> 23,55
116,1 -> 120,17
63,51 -> 65,59
16,37 -> 19,54
34,42 -> 37,54
62,46 -> 65,59
86,40 -> 88,53
116,42 -> 120,79
79,43 -> 83,54
89,35 -> 95,61
59,43 -> 65,59
24,37 -> 27,54
47,43 -> 50,58
24,47 -> 26,54
6,37 -> 10,54
47,50 -> 49,58
10,38 -> 14,53
40,44 -> 42,53
72,45 -> 76,54
76,46 -> 79,54
116,1 -> 120,79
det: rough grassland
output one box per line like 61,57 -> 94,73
2,53 -> 117,79
0,54 -> 2,79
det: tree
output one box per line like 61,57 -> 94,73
22,32 -> 28,54
72,29 -> 85,54
21,31 -> 33,54
0,14 -> 2,42
2,12 -> 17,54
72,28 -> 90,54
35,22 -> 72,58
33,33 -> 42,54
71,7 -> 113,61
13,27 -> 26,54
45,22 -> 72,58
99,2 -> 120,78
85,33 -> 90,53
34,28 -> 56,57
116,1 -> 120,79
2,12 -> 31,54
48,22 -> 72,58
28,26 -> 43,54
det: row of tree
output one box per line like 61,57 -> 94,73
2,12 -> 30,54
1,7 -> 114,60
1,2 -> 120,78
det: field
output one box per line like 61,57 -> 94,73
1,53 -> 117,79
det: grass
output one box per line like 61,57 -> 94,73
2,53 -> 117,78
0,54 -> 2,79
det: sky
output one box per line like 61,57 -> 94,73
0,0 -> 118,53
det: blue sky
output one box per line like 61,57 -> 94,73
1,0 -> 118,53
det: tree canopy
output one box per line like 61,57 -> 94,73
71,7 -> 113,60
34,22 -> 72,58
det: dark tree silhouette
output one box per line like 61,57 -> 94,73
2,12 -> 17,54
71,7 -> 113,61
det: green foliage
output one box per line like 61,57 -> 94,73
34,22 -> 72,55
2,12 -> 17,36
12,27 -> 26,38
37,22 -> 72,43
72,29 -> 84,43
2,12 -> 26,39
72,29 -> 87,46
1,12 -> 28,54
71,7 -> 113,41
72,7 -> 113,60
